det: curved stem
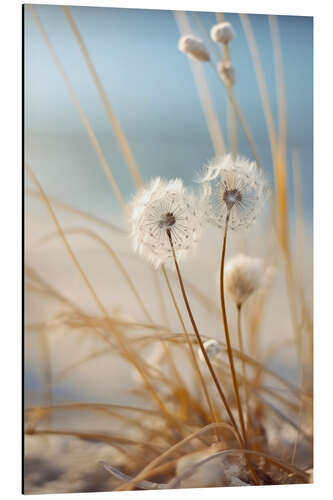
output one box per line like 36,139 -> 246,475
166,230 -> 242,444
161,265 -> 219,432
219,211 -> 248,446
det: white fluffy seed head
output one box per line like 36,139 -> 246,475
178,35 -> 210,62
217,61 -> 235,87
224,254 -> 262,306
128,177 -> 204,268
197,154 -> 270,230
210,22 -> 234,44
198,339 -> 221,363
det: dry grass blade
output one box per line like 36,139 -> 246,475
116,422 -> 238,491
26,188 -> 125,234
174,11 -> 226,156
60,6 -> 172,348
28,5 -> 125,209
239,13 -> 278,162
38,226 -> 154,323
62,6 -> 143,189
269,15 -> 287,163
25,163 -> 173,418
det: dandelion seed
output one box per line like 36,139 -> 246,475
217,61 -> 235,87
178,35 -> 210,62
210,22 -> 234,44
198,339 -> 221,363
224,254 -> 262,306
198,154 -> 269,230
128,177 -> 203,268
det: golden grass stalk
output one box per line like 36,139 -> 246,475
39,225 -> 189,392
30,6 -> 171,350
65,9 -> 179,347
25,163 -> 171,418
28,5 -> 125,209
61,7 -> 174,362
240,13 -> 303,372
239,13 -> 278,162
62,6 -> 143,189
39,226 -> 154,323
292,151 -> 312,340
26,403 -> 174,443
174,10 -> 226,156
269,15 -> 287,165
27,188 -> 125,234
25,265 -> 83,315
36,238 -> 187,400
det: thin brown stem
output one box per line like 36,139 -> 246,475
219,211 -> 248,446
161,265 -> 220,437
166,230 -> 242,444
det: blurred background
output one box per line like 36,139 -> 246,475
24,5 -> 313,410
25,5 -> 313,219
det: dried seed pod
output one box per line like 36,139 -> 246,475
210,22 -> 234,44
178,35 -> 210,62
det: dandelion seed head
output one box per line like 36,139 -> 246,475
197,154 -> 269,230
224,254 -> 262,306
210,22 -> 234,44
178,35 -> 210,62
198,339 -> 221,363
128,177 -> 203,268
